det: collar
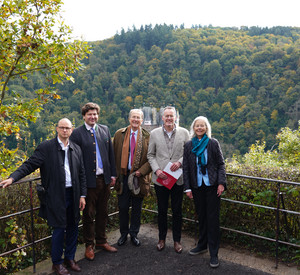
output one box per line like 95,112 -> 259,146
57,137 -> 69,149
163,124 -> 176,134
85,122 -> 97,131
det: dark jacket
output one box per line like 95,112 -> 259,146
183,138 -> 227,190
10,138 -> 87,228
70,124 -> 116,187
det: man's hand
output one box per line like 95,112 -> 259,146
0,178 -> 13,188
79,197 -> 86,211
135,170 -> 142,177
186,191 -> 193,199
110,177 -> 116,187
156,169 -> 168,179
170,161 -> 181,172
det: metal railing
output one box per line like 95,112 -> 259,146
0,173 -> 299,273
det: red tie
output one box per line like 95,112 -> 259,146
130,132 -> 136,165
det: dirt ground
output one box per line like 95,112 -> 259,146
17,223 -> 298,275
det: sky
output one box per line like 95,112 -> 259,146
62,0 -> 300,42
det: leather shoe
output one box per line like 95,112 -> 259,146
117,234 -> 128,246
174,242 -> 183,253
64,259 -> 81,272
131,236 -> 141,247
85,245 -> 95,261
52,264 -> 70,275
96,242 -> 117,252
156,240 -> 165,251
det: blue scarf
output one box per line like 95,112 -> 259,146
191,134 -> 209,175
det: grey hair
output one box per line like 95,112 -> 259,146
163,106 -> 176,117
189,116 -> 212,138
129,109 -> 144,119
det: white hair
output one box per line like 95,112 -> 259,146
129,109 -> 144,119
189,116 -> 212,138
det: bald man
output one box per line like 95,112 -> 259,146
0,118 -> 87,275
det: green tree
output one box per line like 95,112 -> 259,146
0,0 -> 90,176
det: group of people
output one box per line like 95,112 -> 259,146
0,103 -> 226,275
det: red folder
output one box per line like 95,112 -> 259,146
156,172 -> 177,190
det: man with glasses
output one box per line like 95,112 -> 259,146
0,118 -> 87,275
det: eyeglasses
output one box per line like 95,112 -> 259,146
58,127 -> 72,130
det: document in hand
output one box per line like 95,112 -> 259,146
156,162 -> 182,190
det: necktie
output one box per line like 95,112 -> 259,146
130,132 -> 136,165
91,128 -> 103,169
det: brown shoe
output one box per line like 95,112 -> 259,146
85,245 -> 95,261
52,264 -> 70,275
96,242 -> 117,253
174,241 -> 183,254
64,259 -> 81,272
156,240 -> 165,251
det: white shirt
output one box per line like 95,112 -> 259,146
57,137 -> 72,188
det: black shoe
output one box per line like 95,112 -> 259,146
189,246 -> 208,255
210,256 -> 219,268
131,236 -> 141,247
117,234 -> 128,246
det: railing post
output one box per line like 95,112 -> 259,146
275,182 -> 280,269
29,181 -> 36,273
280,192 -> 290,242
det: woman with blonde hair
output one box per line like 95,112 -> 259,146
183,116 -> 226,268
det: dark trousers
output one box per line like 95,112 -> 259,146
192,184 -> 220,258
154,184 -> 183,242
118,174 -> 143,237
83,175 -> 110,246
51,188 -> 78,265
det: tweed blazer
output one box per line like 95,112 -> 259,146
113,126 -> 152,196
183,138 -> 227,190
147,126 -> 190,186
70,123 -> 116,188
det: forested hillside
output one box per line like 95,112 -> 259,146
8,25 -> 300,157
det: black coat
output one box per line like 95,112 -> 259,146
183,138 -> 227,190
70,124 -> 116,187
10,138 -> 87,228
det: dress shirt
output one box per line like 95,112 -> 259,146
196,148 -> 210,186
57,137 -> 72,188
85,122 -> 104,175
163,126 -> 176,156
128,129 -> 138,170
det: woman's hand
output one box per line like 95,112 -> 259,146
217,184 -> 224,197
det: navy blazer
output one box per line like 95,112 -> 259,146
183,138 -> 227,190
70,124 -> 116,187
10,138 -> 87,228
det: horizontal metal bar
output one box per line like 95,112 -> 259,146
221,198 -> 300,215
220,226 -> 300,248
141,208 -> 300,249
226,173 -> 300,186
0,207 -> 40,221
